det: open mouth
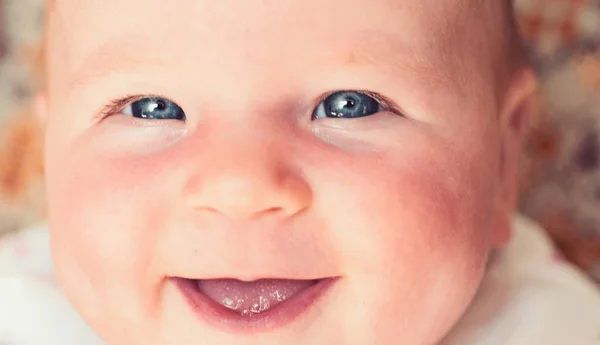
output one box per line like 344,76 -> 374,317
173,277 -> 337,332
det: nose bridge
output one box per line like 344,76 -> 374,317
183,123 -> 312,221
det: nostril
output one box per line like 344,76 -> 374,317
261,206 -> 285,215
185,170 -> 312,221
248,205 -> 306,221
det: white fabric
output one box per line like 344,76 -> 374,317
442,215 -> 600,345
0,215 -> 599,345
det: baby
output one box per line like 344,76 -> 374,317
1,0 -> 600,344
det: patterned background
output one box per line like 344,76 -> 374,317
515,0 -> 600,282
0,0 -> 599,283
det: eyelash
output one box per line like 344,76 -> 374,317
96,90 -> 402,121
95,94 -> 145,121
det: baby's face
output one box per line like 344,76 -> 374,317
42,0 -> 529,344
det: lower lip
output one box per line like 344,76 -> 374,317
173,277 -> 338,333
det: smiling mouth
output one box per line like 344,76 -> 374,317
173,277 -> 338,332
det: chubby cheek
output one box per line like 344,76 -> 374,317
46,137 -> 173,335
318,138 -> 495,342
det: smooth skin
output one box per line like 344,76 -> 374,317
39,0 -> 536,344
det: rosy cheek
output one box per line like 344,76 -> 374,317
311,122 -> 494,276
308,141 -> 491,341
345,163 -> 489,267
46,122 -> 188,300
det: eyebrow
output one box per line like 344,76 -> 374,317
67,36 -> 175,90
67,29 -> 457,97
342,31 -> 461,91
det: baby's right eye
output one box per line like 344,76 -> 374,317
121,97 -> 187,121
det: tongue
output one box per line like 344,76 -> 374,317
197,279 -> 315,316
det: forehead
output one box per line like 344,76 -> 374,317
51,0 -> 471,36
47,0 -> 490,95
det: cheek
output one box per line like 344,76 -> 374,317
322,136 -> 496,266
46,135 -> 173,327
313,136 -> 495,342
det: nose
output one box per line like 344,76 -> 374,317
182,131 -> 312,221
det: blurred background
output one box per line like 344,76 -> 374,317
0,0 -> 599,283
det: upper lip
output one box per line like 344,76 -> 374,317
174,276 -> 327,282
164,251 -> 340,282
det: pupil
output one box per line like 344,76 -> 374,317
343,97 -> 356,108
155,101 -> 166,110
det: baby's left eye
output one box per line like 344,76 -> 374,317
121,97 -> 186,121
312,91 -> 384,120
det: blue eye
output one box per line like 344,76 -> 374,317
313,91 -> 383,120
121,97 -> 186,121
